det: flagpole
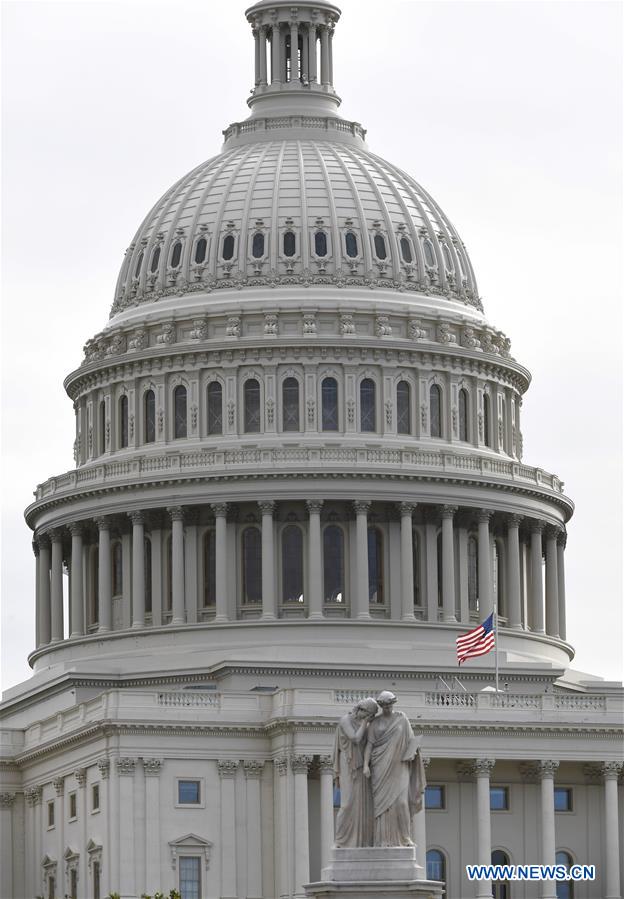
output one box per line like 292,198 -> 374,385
494,607 -> 499,693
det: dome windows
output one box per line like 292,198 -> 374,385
222,234 -> 235,261
244,379 -> 261,433
144,390 -> 156,444
283,231 -> 296,257
321,378 -> 339,431
207,382 -> 223,435
282,378 -> 300,431
242,526 -> 262,604
150,246 -> 161,273
430,384 -> 442,438
170,241 -> 183,269
323,525 -> 344,603
281,525 -> 304,603
314,231 -> 328,258
134,252 -> 144,279
174,385 -> 188,439
458,388 -> 469,442
194,237 -> 208,265
397,381 -> 411,435
345,232 -> 358,258
252,232 -> 265,259
400,237 -> 413,264
423,238 -> 436,267
442,242 -> 453,270
360,378 -> 376,432
119,395 -> 129,449
373,234 -> 387,260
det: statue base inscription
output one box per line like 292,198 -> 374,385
304,847 -> 444,899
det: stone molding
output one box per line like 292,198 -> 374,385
53,776 -> 65,796
318,754 -> 334,773
243,760 -> 265,779
211,502 -> 228,518
306,499 -> 324,515
143,758 -> 163,776
291,754 -> 314,773
116,757 -> 136,777
96,758 -> 110,779
601,761 -> 622,780
258,500 -> 276,516
0,792 -> 16,807
74,767 -> 87,787
217,759 -> 240,778
25,785 -> 42,806
274,756 -> 289,776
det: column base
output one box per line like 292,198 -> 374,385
98,625 -> 111,634
305,884 -> 443,899
401,614 -> 416,622
171,617 -> 185,625
131,621 -> 144,629
319,847 -> 426,883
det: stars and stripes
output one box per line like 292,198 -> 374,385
456,613 -> 495,665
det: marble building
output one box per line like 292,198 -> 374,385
0,1 -> 622,898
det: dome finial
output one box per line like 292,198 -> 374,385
245,1 -> 342,118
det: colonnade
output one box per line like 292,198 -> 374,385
252,19 -> 334,88
32,501 -> 567,649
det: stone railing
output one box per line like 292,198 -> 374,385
157,691 -> 221,708
222,114 -> 367,144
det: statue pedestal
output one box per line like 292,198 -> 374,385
305,847 -> 444,899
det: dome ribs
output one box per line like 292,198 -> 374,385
310,141 -> 342,276
268,141 -> 287,274
207,142 -> 260,281
296,141 -> 311,273
237,141 -> 276,277
324,143 -> 372,274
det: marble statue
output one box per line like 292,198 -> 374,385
363,691 -> 426,847
333,697 -> 379,847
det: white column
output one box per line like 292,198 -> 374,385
290,21 -> 299,82
353,501 -> 371,619
308,24 -> 317,83
538,760 -> 559,899
319,755 -> 334,873
307,500 -> 324,619
477,511 -> 493,619
0,793 -> 16,899
474,759 -> 495,898
38,536 -> 51,645
441,505 -> 457,622
292,755 -> 312,898
184,512 -> 198,624
117,758 -> 136,897
53,776 -> 65,896
96,759 -> 111,894
129,511 -> 146,628
557,533 -> 567,640
143,759 -> 162,897
24,787 -> 41,899
50,529 -> 64,642
506,514 -> 523,628
169,507 -> 185,624
96,517 -> 112,632
244,761 -> 265,899
253,27 -> 260,85
544,527 -> 560,637
69,523 -> 85,637
108,757 -> 119,890
74,768 -> 88,894
218,760 -> 239,899
272,24 -> 283,84
212,503 -> 229,622
530,522 -> 545,633
602,762 -> 622,899
320,25 -> 330,85
301,23 -> 309,80
328,26 -> 334,85
259,500 -> 277,619
259,25 -> 268,85
399,503 -> 416,621
33,541 -> 41,647
274,757 -> 291,898
412,756 -> 430,870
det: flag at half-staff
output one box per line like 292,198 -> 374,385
456,612 -> 495,665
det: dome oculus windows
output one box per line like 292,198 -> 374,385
373,233 -> 387,260
194,237 -> 207,265
345,232 -> 358,258
314,231 -> 328,257
442,242 -> 453,269
400,237 -> 413,263
222,234 -> 235,261
150,246 -> 161,273
170,241 -> 183,268
252,232 -> 265,258
134,252 -> 144,279
423,238 -> 436,267
283,231 -> 296,257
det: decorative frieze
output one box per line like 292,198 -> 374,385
24,786 -> 42,806
217,760 -> 240,778
0,792 -> 16,808
53,776 -> 65,796
243,760 -> 265,779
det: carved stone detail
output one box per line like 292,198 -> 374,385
291,754 -> 313,773
116,757 -> 136,777
97,759 -> 110,780
25,786 -> 42,806
143,758 -> 163,777
306,499 -> 324,515
74,768 -> 87,788
0,793 -> 16,808
53,776 -> 65,796
274,756 -> 289,776
226,316 -> 241,337
217,759 -> 239,778
243,760 -> 265,779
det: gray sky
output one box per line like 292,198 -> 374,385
1,0 -> 622,690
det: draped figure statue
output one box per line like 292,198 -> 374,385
363,690 -> 426,847
333,697 -> 379,847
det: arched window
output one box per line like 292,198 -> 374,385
244,379 -> 261,433
483,393 -> 491,447
242,526 -> 262,604
99,400 -> 106,454
397,381 -> 411,435
119,395 -> 129,449
314,231 -> 328,257
412,530 -> 421,608
345,232 -> 358,258
360,379 -> 376,432
222,234 -> 235,260
458,388 -> 468,441
321,377 -> 338,431
368,526 -> 383,604
400,237 -> 413,263
282,378 -> 300,431
203,529 -> 216,607
89,547 -> 99,627
491,850 -> 511,899
323,525 -> 344,603
112,541 -> 123,597
426,850 -> 446,885
468,535 -> 478,612
144,537 -> 152,614
430,384 -> 442,438
283,231 -> 296,257
556,852 -> 574,899
164,535 -> 172,612
374,233 -> 387,259
194,237 -> 207,264
144,390 -> 156,444
442,242 -> 453,269
150,246 -> 160,273
423,238 -> 435,267
173,385 -> 187,439
282,526 -> 304,603
134,251 -> 144,278
171,241 -> 182,268
207,382 -> 223,435
252,232 -> 265,258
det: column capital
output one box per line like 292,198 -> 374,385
53,776 -> 65,796
291,754 -> 314,773
167,505 -> 185,522
211,502 -> 229,518
476,509 -> 493,524
530,520 -> 545,535
32,538 -> 40,557
398,502 -> 417,517
274,756 -> 289,777
421,756 -> 432,770
74,767 -> 87,788
25,785 -> 43,807
258,500 -> 276,516
440,505 -> 458,519
68,521 -> 85,537
318,754 -> 334,773
353,500 -> 371,516
48,527 -> 65,542
507,514 -> 524,528
473,758 -> 496,777
544,525 -> 562,541
217,759 -> 240,779
94,515 -> 111,532
116,757 -> 136,777
128,510 -> 146,525
0,792 -> 16,808
536,759 -> 559,779
143,758 -> 163,777
306,499 -> 324,515
243,760 -> 265,779
97,758 -> 111,780
35,532 -> 50,550
601,761 -> 623,781
557,530 -> 567,548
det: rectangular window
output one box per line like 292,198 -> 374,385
93,861 -> 101,899
69,791 -> 77,819
47,800 -> 55,827
178,780 -> 201,804
490,786 -> 509,810
92,783 -> 100,812
70,868 -> 77,899
48,875 -> 55,899
179,855 -> 201,899
554,787 -> 573,812
425,785 -> 445,809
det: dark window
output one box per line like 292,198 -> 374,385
174,385 -> 187,439
314,231 -> 328,257
70,869 -> 77,899
178,780 -> 201,804
222,234 -> 235,260
400,236 -> 412,263
90,548 -> 99,626
283,231 -> 296,257
150,246 -> 160,273
556,852 -> 574,899
333,785 -> 341,807
179,856 -> 201,899
282,378 -> 300,431
119,395 -> 129,448
92,783 -> 100,811
323,525 -> 344,603
112,541 -> 123,597
374,233 -> 387,259
282,525 -> 304,602
321,378 -> 338,431
207,382 -> 223,435
458,388 -> 468,441
48,800 -> 55,827
491,850 -> 510,899
144,390 -> 156,443
483,393 -> 491,447
412,530 -> 421,608
368,526 -> 383,604
345,232 -> 358,258
442,242 -> 453,269
490,786 -> 509,810
171,241 -> 182,268
242,527 -> 262,603
203,530 -> 216,607
144,537 -> 152,614
194,237 -> 207,264
425,785 -> 445,809
437,531 -> 443,608
48,875 -> 55,899
93,861 -> 101,899
468,535 -> 478,612
554,788 -> 573,812
99,400 -> 106,455
430,384 -> 442,438
426,850 -> 445,884
252,232 -> 265,258
134,251 -> 144,278
397,381 -> 411,435
423,239 -> 435,267
69,792 -> 77,819
360,379 -> 376,432
165,535 -> 172,612
244,379 -> 261,433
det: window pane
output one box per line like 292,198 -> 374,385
242,527 -> 262,603
112,542 -> 123,596
400,237 -> 412,263
93,861 -> 100,899
360,379 -> 376,432
244,379 -> 261,433
144,537 -> 152,614
171,241 -> 182,268
315,231 -> 328,257
425,785 -> 444,809
468,536 -> 478,610
426,850 -> 445,883
430,384 -> 441,438
252,232 -> 265,258
207,382 -> 223,435
483,394 -> 491,447
222,234 -> 235,260
321,378 -> 338,431
368,527 -> 383,603
174,386 -> 187,438
203,530 -> 216,606
150,246 -> 160,273
459,389 -> 468,441
282,526 -> 303,602
554,788 -> 572,812
178,780 -> 201,804
397,381 -> 411,434
374,233 -> 387,259
490,787 -> 509,810
134,251 -> 144,278
120,395 -> 128,448
282,378 -> 300,431
283,231 -> 296,257
345,232 -> 358,258
145,390 -> 156,443
92,783 -> 100,810
179,856 -> 201,899
99,400 -> 106,454
442,242 -> 453,269
194,237 -> 207,264
412,531 -> 421,607
423,239 -> 435,266
323,526 -> 344,603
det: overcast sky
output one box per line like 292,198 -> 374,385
1,0 -> 622,690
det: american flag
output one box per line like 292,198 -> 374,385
456,613 -> 495,665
